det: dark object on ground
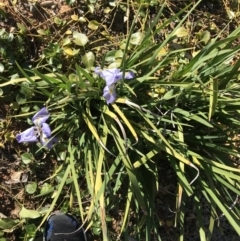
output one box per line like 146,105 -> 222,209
43,211 -> 87,241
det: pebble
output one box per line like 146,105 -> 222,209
29,4 -> 37,13
40,1 -> 54,8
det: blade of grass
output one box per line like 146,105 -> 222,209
201,178 -> 240,235
104,115 -> 147,213
68,144 -> 84,221
37,164 -> 71,230
208,76 -> 218,120
112,103 -> 138,145
94,123 -> 109,241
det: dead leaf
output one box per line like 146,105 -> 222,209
5,171 -> 28,184
11,202 -> 21,217
60,5 -> 71,14
0,213 -> 7,218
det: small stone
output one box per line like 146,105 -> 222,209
29,4 -> 37,13
40,1 -> 53,8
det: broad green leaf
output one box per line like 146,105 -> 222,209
19,207 -> 40,219
105,50 -> 117,62
21,106 -> 30,113
21,153 -> 33,164
16,94 -> 26,104
37,29 -> 48,35
71,14 -> 78,21
63,47 -> 79,56
82,51 -> 95,70
25,224 -> 37,238
88,20 -> 100,30
174,26 -> 189,37
62,37 -> 71,46
54,17 -> 62,25
25,182 -> 37,194
108,60 -> 121,68
199,30 -> 211,45
115,50 -> 123,59
0,218 -> 17,230
79,17 -> 86,22
73,31 -> 89,46
226,9 -> 235,19
40,183 -> 53,194
130,32 -> 143,45
17,23 -> 27,34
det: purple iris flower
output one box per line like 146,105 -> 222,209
103,85 -> 117,104
94,67 -> 123,86
95,67 -> 134,104
16,107 -> 57,149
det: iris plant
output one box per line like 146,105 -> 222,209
16,107 -> 57,148
95,67 -> 134,104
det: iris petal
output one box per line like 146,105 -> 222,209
103,85 -> 117,104
16,127 -> 38,143
32,107 -> 49,126
125,71 -> 135,79
94,67 -> 101,75
41,123 -> 51,137
40,135 -> 58,149
95,68 -> 123,85
102,69 -> 122,85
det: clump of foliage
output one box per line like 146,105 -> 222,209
0,0 -> 240,241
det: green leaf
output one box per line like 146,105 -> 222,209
174,26 -> 189,37
17,23 -> 27,34
10,102 -> 19,110
105,50 -> 117,62
40,183 -> 53,194
16,94 -> 26,104
63,47 -> 79,56
25,182 -> 37,194
115,50 -> 123,59
88,20 -> 100,30
199,30 -> 211,45
130,32 -> 143,45
21,106 -> 30,113
54,17 -> 62,25
208,77 -> 218,120
19,207 -> 40,219
82,51 -> 95,70
73,31 -> 89,46
0,218 -> 17,230
0,63 -> 4,73
62,37 -> 71,46
65,0 -> 76,5
37,29 -> 48,36
68,73 -> 78,83
25,224 -> 37,238
21,153 -> 34,164
173,108 -> 213,127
